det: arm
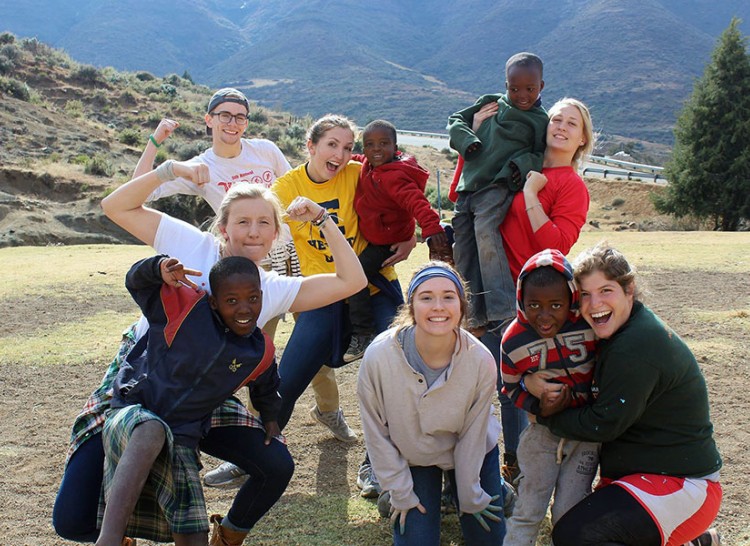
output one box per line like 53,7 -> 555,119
453,350 -> 496,514
284,196 -> 367,313
101,161 -> 210,247
247,361 -> 283,440
357,355 -> 420,512
132,118 -> 180,179
539,348 -> 659,442
522,172 -> 589,254
447,96 -> 500,159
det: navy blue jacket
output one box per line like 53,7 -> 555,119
112,255 -> 280,447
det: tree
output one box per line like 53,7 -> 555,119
654,18 -> 750,230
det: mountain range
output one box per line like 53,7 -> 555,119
1,0 -> 748,145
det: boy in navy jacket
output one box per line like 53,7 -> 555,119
97,255 -> 288,546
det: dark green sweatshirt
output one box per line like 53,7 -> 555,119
447,93 -> 547,192
539,301 -> 722,480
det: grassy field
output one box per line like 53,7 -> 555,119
1,231 -> 749,545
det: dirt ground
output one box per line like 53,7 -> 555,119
1,177 -> 748,545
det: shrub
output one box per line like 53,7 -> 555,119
136,71 -> 156,81
161,83 -> 178,97
164,74 -> 182,86
0,76 -> 31,101
118,128 -> 141,146
182,70 -> 194,83
1,43 -> 21,62
70,154 -> 90,166
425,186 -> 450,210
84,154 -> 114,177
277,134 -> 302,156
611,197 -> 626,207
73,64 -> 102,84
248,110 -> 268,123
286,123 -> 306,140
265,126 -> 282,141
64,99 -> 84,117
0,32 -> 15,45
170,141 -> 206,161
0,55 -> 14,75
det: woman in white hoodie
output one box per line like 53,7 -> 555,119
358,262 -> 505,546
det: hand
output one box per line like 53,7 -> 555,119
470,494 -> 503,532
540,384 -> 573,417
264,421 -> 281,445
427,232 -> 454,265
173,161 -> 210,187
390,502 -> 426,536
152,118 -> 180,145
523,170 -> 548,196
286,196 -> 326,223
159,257 -> 202,290
382,235 -> 416,267
522,369 -> 558,398
472,102 -> 499,132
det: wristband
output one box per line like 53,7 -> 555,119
525,203 -> 542,212
519,376 -> 528,392
312,210 -> 330,228
149,134 -> 162,148
155,159 -> 176,182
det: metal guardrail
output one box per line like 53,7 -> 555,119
582,166 -> 665,183
589,155 -> 664,174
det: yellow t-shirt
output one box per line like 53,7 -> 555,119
272,162 -> 396,283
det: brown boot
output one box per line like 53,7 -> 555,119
209,514 -> 248,546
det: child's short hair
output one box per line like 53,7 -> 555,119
363,119 -> 397,143
505,52 -> 543,78
522,266 -> 571,303
209,256 -> 260,294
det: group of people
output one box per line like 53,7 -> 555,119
52,49 -> 721,546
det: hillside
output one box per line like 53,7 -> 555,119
0,35 -> 676,248
1,0 -> 749,146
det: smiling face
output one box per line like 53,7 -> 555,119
546,104 -> 586,158
522,277 -> 571,338
506,64 -> 544,111
306,126 -> 354,182
219,197 -> 278,263
209,273 -> 262,336
206,101 -> 249,150
363,126 -> 397,168
411,277 -> 462,337
579,270 -> 634,339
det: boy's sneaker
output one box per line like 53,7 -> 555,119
376,490 -> 392,518
502,480 -> 518,518
343,334 -> 373,363
309,406 -> 357,442
356,462 -> 382,498
686,528 -> 721,546
203,461 -> 248,488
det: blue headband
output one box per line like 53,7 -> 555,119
407,266 -> 465,302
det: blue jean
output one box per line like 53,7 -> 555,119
277,282 -> 401,429
393,446 -> 506,546
53,433 -> 104,541
481,329 -> 528,455
200,426 -> 294,530
53,426 -> 294,540
453,185 -> 516,327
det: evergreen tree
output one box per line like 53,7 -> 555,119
654,18 -> 750,230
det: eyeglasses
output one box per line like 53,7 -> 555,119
210,111 -> 249,124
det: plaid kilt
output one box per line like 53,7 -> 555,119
99,405 -> 209,541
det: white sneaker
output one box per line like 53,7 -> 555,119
203,461 -> 248,488
309,406 -> 357,443
356,462 -> 382,498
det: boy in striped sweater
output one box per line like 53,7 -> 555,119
500,249 -> 598,546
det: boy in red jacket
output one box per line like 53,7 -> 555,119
344,120 -> 452,362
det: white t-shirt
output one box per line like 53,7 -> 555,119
133,213 -> 302,339
147,138 -> 292,210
